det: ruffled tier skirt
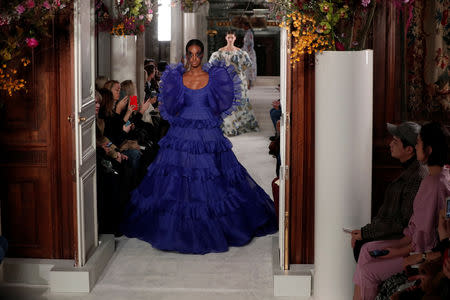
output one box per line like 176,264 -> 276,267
222,99 -> 259,137
121,117 -> 277,254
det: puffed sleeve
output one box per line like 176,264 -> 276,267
158,63 -> 185,121
208,51 -> 220,64
204,60 -> 242,118
242,50 -> 252,69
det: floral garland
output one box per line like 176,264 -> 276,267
0,0 -> 71,96
175,0 -> 208,13
96,0 -> 153,36
270,0 -> 414,64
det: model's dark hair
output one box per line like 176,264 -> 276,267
185,39 -> 204,54
419,121 -> 449,166
226,30 -> 236,36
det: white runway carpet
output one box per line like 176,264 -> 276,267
0,81 -> 294,300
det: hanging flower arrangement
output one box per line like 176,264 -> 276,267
269,0 -> 415,64
175,0 -> 208,13
95,0 -> 154,36
0,0 -> 71,96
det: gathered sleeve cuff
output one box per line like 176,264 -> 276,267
203,60 -> 242,118
158,63 -> 185,121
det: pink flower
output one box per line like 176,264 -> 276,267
25,37 -> 39,48
16,5 -> 26,15
26,0 -> 35,9
0,16 -> 10,26
335,41 -> 345,51
43,1 -> 51,9
361,0 -> 370,7
54,0 -> 61,7
148,9 -> 153,14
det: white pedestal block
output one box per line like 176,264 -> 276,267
272,237 -> 313,298
314,50 -> 373,300
111,35 -> 137,84
0,235 -> 114,293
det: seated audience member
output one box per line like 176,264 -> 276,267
156,60 -> 168,82
144,58 -> 155,67
353,121 -> 450,300
97,88 -> 129,147
268,119 -> 281,177
144,64 -> 159,107
352,122 -> 428,261
118,80 -> 144,172
104,79 -> 129,119
95,76 -> 109,90
270,99 -> 281,141
95,91 -> 130,235
378,206 -> 450,300
121,79 -> 163,178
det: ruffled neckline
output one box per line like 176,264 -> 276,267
182,76 -> 210,91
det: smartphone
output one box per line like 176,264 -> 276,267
342,227 -> 353,234
130,95 -> 138,111
106,142 -> 112,147
446,196 -> 450,219
369,249 -> 390,257
119,90 -> 127,100
150,90 -> 158,98
125,120 -> 131,127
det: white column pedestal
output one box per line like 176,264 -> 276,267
111,35 -> 137,84
314,50 -> 373,300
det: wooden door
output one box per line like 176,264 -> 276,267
0,17 -> 76,259
73,0 -> 97,267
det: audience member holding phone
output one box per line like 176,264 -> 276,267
351,122 -> 428,262
353,122 -> 450,300
378,200 -> 450,300
95,90 -> 132,236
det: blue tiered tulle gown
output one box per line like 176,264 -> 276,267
121,61 -> 278,254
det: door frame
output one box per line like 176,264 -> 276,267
73,0 -> 98,267
278,28 -> 291,270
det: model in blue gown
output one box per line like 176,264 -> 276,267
121,60 -> 278,254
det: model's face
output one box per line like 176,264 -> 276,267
389,136 -> 410,161
187,45 -> 203,68
111,83 -> 120,101
226,34 -> 236,45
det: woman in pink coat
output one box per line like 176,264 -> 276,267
353,122 -> 450,300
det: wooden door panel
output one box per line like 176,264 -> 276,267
0,15 -> 76,259
0,167 -> 53,258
